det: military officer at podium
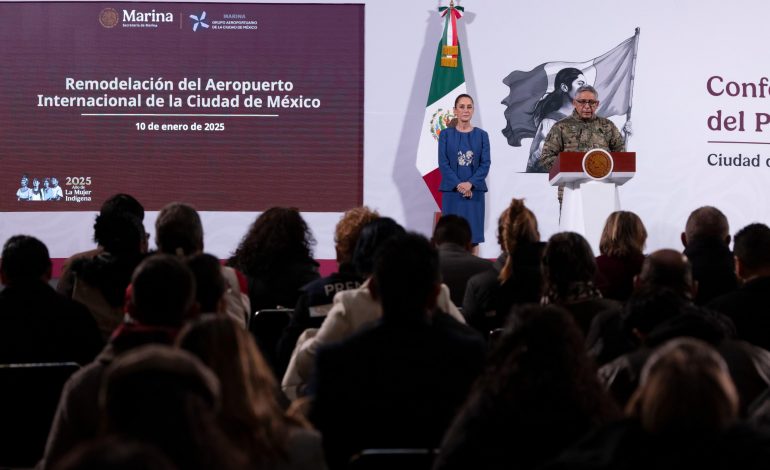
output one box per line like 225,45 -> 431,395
538,85 -> 625,171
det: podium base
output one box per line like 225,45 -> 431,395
559,181 -> 620,255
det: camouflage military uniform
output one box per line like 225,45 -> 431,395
538,110 -> 625,171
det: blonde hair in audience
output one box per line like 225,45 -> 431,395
598,211 -> 647,257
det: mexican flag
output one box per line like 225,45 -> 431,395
415,3 -> 467,209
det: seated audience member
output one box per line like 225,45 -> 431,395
100,345 -> 246,470
622,250 -> 734,347
594,251 -> 770,411
432,214 -> 493,305
0,235 -> 103,365
463,198 -> 543,335
282,218 -> 465,399
228,207 -> 320,312
186,253 -> 227,315
52,438 -> 176,470
544,339 -> 770,470
39,255 -> 198,469
588,248 -> 706,365
178,316 -> 327,470
276,206 -> 379,376
595,211 -> 647,302
57,194 -> 146,297
710,224 -> 770,351
681,206 -> 738,304
155,202 -> 250,326
541,232 -> 620,336
434,306 -> 619,470
310,233 -> 486,469
70,212 -> 147,339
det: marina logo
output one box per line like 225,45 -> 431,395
109,8 -> 174,29
123,9 -> 173,23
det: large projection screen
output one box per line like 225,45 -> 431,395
1,2 -> 364,214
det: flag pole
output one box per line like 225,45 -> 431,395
623,27 -> 641,146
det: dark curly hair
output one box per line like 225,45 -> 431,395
228,207 -> 315,277
76,213 -> 146,307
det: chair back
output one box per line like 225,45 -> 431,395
348,449 -> 438,470
249,308 -> 293,374
0,362 -> 80,468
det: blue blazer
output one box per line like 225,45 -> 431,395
438,127 -> 491,192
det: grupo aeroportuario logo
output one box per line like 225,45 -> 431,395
189,11 -> 209,32
99,7 -> 175,29
192,11 -> 259,31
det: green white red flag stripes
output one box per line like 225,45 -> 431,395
416,2 -> 466,209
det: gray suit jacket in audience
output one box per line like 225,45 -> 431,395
438,243 -> 494,306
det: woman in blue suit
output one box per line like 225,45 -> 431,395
438,94 -> 491,245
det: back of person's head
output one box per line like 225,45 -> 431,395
475,305 -> 618,427
53,438 -> 176,470
72,252 -> 148,310
623,287 -> 688,339
683,206 -> 730,244
0,235 -> 52,286
599,211 -> 647,257
351,217 -> 406,278
186,254 -> 226,314
636,249 -> 695,299
334,206 -> 380,265
372,232 -> 440,320
93,212 -> 146,257
100,345 -> 235,470
733,223 -> 770,276
128,254 -> 196,326
100,193 -> 145,221
542,232 -> 596,298
177,316 -> 278,411
499,198 -> 540,283
488,305 -> 594,387
621,285 -> 732,352
229,207 -> 314,275
432,215 -> 473,249
177,316 -> 292,463
155,203 -> 203,256
628,338 -> 739,435
101,344 -> 221,424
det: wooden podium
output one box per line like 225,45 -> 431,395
549,150 -> 636,254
